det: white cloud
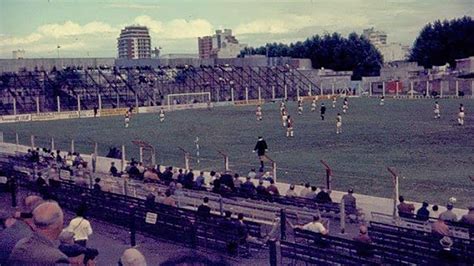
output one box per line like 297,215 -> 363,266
0,33 -> 43,46
133,15 -> 213,39
235,14 -> 370,35
38,21 -> 116,38
108,3 -> 160,10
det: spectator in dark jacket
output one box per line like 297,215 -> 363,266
315,188 -> 332,204
416,201 -> 430,221
197,197 -> 211,219
241,177 -> 256,196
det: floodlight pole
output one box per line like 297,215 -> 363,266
387,167 -> 399,219
218,150 -> 229,171
320,160 -> 332,190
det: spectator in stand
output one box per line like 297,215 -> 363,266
128,162 -> 141,180
145,193 -> 156,210
56,150 -> 63,164
397,196 -> 415,218
110,162 -> 119,177
247,168 -> 257,179
305,186 -> 318,200
432,217 -> 451,238
241,176 -> 256,196
299,183 -> 311,198
124,162 -> 132,174
93,178 -> 101,192
315,188 -> 332,204
416,201 -> 430,221
212,177 -> 222,194
65,207 -> 93,247
432,205 -> 440,218
439,202 -> 457,222
65,152 -> 74,168
162,167 -> 173,184
285,184 -> 297,197
8,201 -> 69,265
296,215 -> 328,235
73,153 -> 84,167
144,168 -> 159,183
0,196 -> 44,264
58,231 -> 98,265
176,169 -> 184,183
256,180 -> 269,198
459,202 -> 474,226
183,170 -> 195,189
434,237 -> 459,264
353,225 -> 371,244
194,171 -> 206,189
137,162 -> 145,176
233,173 -> 242,191
36,172 -> 47,188
266,179 -> 280,196
220,171 -> 234,191
197,197 -> 211,219
342,188 -> 357,214
162,190 -> 176,207
120,248 -> 147,266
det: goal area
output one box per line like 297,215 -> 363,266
166,92 -> 212,111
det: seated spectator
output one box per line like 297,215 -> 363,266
241,176 -> 256,196
73,153 -> 84,167
0,196 -> 44,264
397,196 -> 415,218
162,191 -> 176,207
299,183 -> 311,198
296,215 -> 328,235
353,225 -> 373,256
247,168 -> 257,179
58,231 -> 98,265
65,152 -> 74,167
183,170 -> 195,189
416,201 -> 430,221
93,178 -> 101,192
175,169 -> 184,183
256,180 -> 269,198
195,171 -> 206,189
8,201 -> 69,265
212,178 -> 222,194
434,237 -> 459,264
128,162 -> 141,180
432,205 -> 440,218
237,213 -> 265,248
137,162 -> 145,175
305,186 -> 318,200
285,184 -> 297,197
109,162 -> 119,177
353,225 -> 371,244
315,188 -> 332,204
439,202 -> 457,222
56,150 -> 63,164
342,188 -> 357,214
233,173 -> 242,191
161,167 -> 173,184
266,179 -> 280,196
220,171 -> 234,190
144,168 -> 159,183
197,197 -> 211,220
144,193 -> 156,210
432,217 -> 451,238
35,172 -> 47,188
459,202 -> 474,226
120,248 -> 147,266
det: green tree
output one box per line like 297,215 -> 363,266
410,16 -> 474,68
239,32 -> 383,80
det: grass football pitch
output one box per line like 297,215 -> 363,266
1,98 -> 473,207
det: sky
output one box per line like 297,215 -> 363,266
0,0 -> 472,58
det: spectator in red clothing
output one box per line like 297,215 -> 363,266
353,225 -> 371,244
266,179 -> 280,196
459,202 -> 474,226
397,196 -> 415,218
432,217 -> 451,238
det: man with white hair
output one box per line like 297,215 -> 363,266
8,201 -> 69,265
0,196 -> 44,264
120,248 -> 147,266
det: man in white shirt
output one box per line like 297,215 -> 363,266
65,208 -> 93,247
298,215 -> 328,235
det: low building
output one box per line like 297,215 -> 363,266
456,56 -> 474,74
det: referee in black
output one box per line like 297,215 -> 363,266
253,136 -> 268,172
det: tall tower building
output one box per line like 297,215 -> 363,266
117,26 -> 151,59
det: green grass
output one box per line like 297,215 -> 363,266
1,98 -> 473,207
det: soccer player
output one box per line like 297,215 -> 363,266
434,101 -> 441,119
256,105 -> 263,121
253,136 -> 268,171
280,101 -> 286,113
380,96 -> 385,106
286,115 -> 294,137
336,113 -> 342,134
297,100 -> 303,115
320,103 -> 326,120
124,110 -> 130,128
311,98 -> 317,112
332,96 -> 337,108
342,98 -> 348,113
281,109 -> 288,127
159,108 -> 165,122
458,104 -> 465,125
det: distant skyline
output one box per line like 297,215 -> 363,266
0,0 -> 472,58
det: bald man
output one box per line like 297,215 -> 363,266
8,201 -> 69,265
0,196 -> 44,264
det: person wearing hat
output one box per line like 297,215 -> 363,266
459,202 -> 474,226
0,195 -> 44,264
435,236 -> 459,264
253,136 -> 268,172
439,202 -> 457,222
